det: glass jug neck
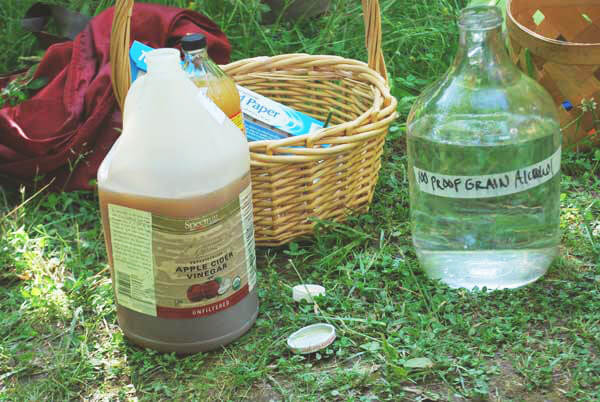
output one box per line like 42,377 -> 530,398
452,7 -> 518,84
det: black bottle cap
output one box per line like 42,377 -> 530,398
181,33 -> 207,51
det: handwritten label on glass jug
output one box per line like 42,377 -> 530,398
413,147 -> 561,199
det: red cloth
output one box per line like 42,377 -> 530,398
0,4 -> 230,190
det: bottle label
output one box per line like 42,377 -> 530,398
108,184 -> 257,319
230,111 -> 246,135
413,146 -> 561,199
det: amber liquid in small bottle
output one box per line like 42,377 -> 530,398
182,34 -> 245,135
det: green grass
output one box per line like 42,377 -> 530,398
2,0 -> 600,400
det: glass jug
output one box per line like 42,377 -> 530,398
407,6 -> 561,290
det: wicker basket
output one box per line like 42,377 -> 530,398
507,0 -> 600,146
110,0 -> 398,246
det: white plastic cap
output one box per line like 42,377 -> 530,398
292,284 -> 326,303
287,323 -> 336,354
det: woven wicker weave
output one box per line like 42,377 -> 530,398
110,0 -> 397,246
507,0 -> 600,145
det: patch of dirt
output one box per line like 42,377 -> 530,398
245,381 -> 283,402
488,358 -> 570,402
488,358 -> 527,400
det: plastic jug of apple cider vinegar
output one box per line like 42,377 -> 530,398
97,48 -> 258,354
181,34 -> 246,136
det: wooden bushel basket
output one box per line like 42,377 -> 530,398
110,0 -> 397,246
507,0 -> 600,146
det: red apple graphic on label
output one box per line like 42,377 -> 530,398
187,280 -> 220,302
187,284 -> 205,302
204,280 -> 220,299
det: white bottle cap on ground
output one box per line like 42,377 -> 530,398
292,284 -> 326,303
287,323 -> 336,354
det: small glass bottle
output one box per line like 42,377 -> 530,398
407,6 -> 561,290
181,34 -> 246,135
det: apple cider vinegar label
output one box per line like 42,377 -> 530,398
108,185 -> 257,319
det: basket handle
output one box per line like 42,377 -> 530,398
363,0 -> 388,83
110,0 -> 133,111
110,0 -> 388,110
